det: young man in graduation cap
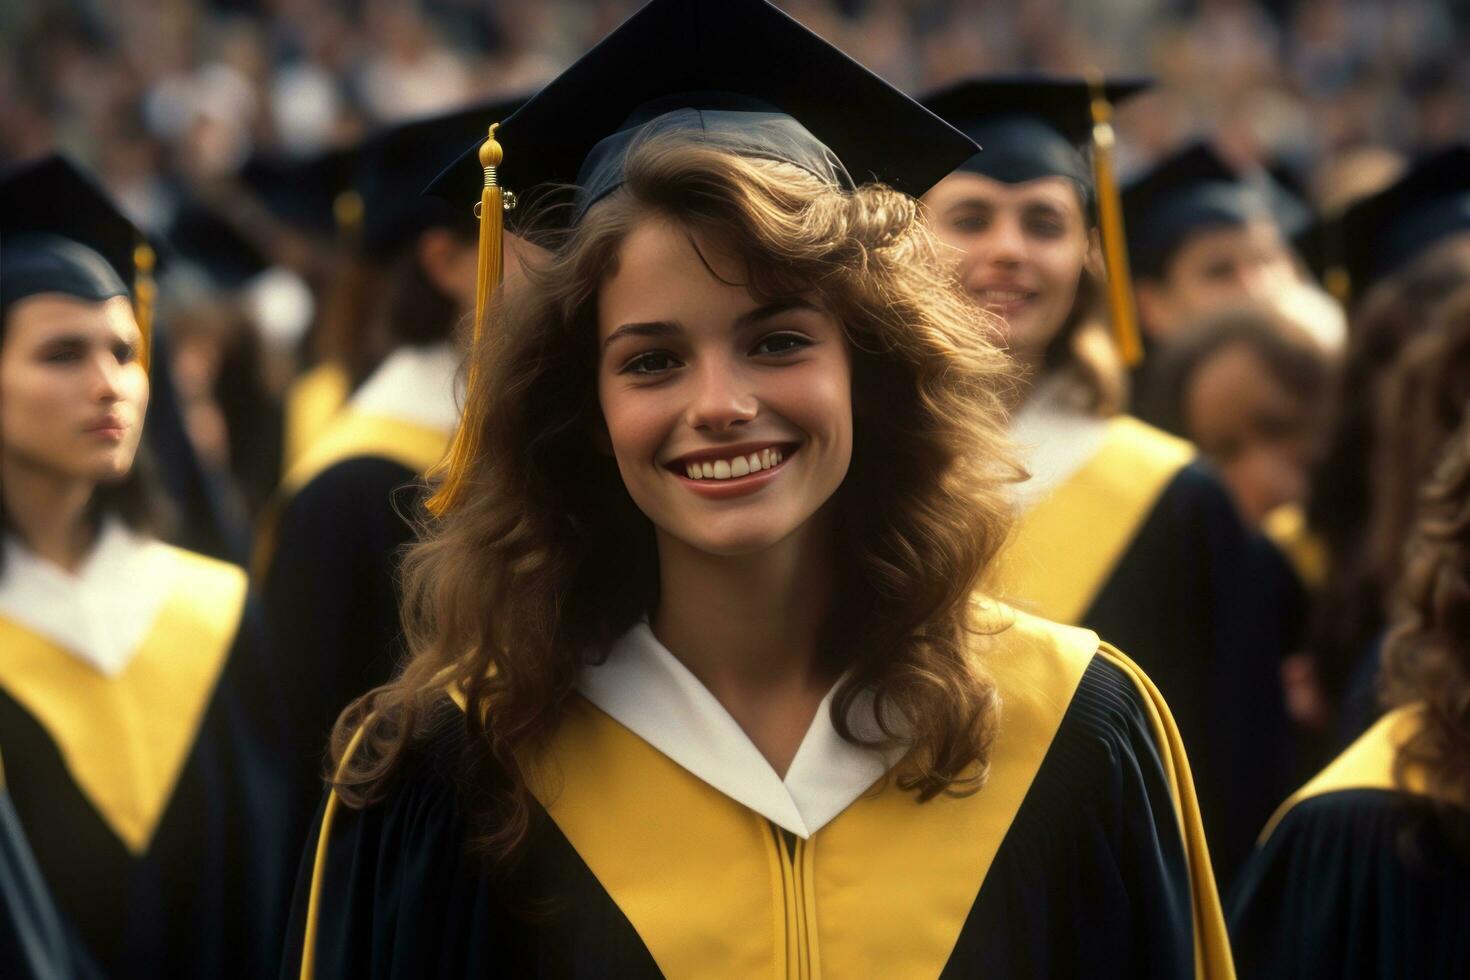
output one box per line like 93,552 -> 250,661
1121,142 -> 1303,354
256,93 -> 532,813
921,74 -> 1298,889
283,3 -> 1233,977
0,154 -> 298,979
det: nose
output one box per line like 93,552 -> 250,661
89,350 -> 124,404
982,213 -> 1027,269
684,355 -> 758,432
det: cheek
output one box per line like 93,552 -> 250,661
598,382 -> 672,464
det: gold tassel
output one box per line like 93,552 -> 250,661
425,124 -> 506,517
333,189 -> 365,239
132,242 -> 156,372
1087,74 -> 1144,367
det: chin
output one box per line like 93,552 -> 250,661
664,514 -> 804,558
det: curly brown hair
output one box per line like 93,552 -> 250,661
328,135 -> 1025,863
1381,414 -> 1470,836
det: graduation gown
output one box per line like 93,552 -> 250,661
260,342 -> 456,795
1,779 -> 92,980
997,379 -> 1297,883
0,522 -> 298,978
283,608 -> 1234,978
1229,706 -> 1470,978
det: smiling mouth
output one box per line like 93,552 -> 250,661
668,444 -> 796,482
976,288 -> 1036,309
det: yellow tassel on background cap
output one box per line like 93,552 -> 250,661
425,124 -> 506,517
133,242 -> 156,372
333,190 -> 364,238
1087,73 -> 1144,368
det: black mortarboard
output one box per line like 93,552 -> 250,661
239,145 -> 361,239
1334,144 -> 1470,301
920,75 -> 1150,198
425,0 -> 976,229
165,196 -> 272,289
355,95 -> 528,257
1,155 -> 151,311
1121,142 -> 1273,279
1,154 -> 163,369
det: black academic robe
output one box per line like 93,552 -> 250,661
1229,706 -> 1470,978
282,610 -> 1234,978
0,547 -> 299,979
1,785 -> 93,980
258,411 -> 448,795
1000,415 -> 1297,884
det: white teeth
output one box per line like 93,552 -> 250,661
982,289 -> 1029,303
678,447 -> 790,481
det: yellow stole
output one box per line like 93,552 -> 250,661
997,416 -> 1195,624
0,548 -> 246,855
524,610 -> 1232,979
281,360 -> 352,477
1259,706 -> 1431,842
254,410 -> 450,575
1261,502 -> 1328,593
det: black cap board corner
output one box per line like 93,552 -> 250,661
424,0 -> 977,228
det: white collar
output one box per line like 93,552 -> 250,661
1008,373 -> 1111,511
577,622 -> 904,839
349,341 -> 462,433
0,519 -> 181,676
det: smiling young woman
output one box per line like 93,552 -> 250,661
921,77 -> 1301,885
0,155 -> 298,979
282,3 -> 1232,977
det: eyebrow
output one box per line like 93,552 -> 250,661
601,300 -> 820,352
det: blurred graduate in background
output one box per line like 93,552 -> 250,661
920,75 -> 1298,882
255,94 -> 531,803
0,155 -> 298,978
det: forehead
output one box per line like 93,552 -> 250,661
598,218 -> 762,330
923,171 -> 1083,214
4,293 -> 138,343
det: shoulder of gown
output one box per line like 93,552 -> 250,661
1229,706 -> 1470,978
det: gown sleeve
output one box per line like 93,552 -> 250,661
0,785 -> 88,980
946,649 -> 1234,978
262,458 -> 422,792
1229,789 -> 1470,979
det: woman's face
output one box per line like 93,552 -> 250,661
1184,341 -> 1313,526
597,218 -> 853,557
922,172 -> 1089,366
1,294 -> 149,485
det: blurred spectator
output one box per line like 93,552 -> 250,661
1148,304 -> 1330,528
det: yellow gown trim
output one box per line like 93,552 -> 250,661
1261,502 -> 1327,592
1259,705 -> 1428,842
997,416 -> 1195,624
0,548 -> 246,855
526,609 -> 1233,979
299,609 -> 1233,978
281,361 -> 352,476
254,410 -> 450,575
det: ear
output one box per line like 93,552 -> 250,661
416,228 -> 475,305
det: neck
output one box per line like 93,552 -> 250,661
1,457 -> 97,573
651,515 -> 839,774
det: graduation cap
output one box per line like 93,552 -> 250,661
239,145 -> 362,240
355,95 -> 528,257
919,74 -> 1151,365
1121,142 -> 1275,281
0,154 -> 160,370
1331,144 -> 1470,304
420,0 -> 978,516
166,195 -> 273,290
